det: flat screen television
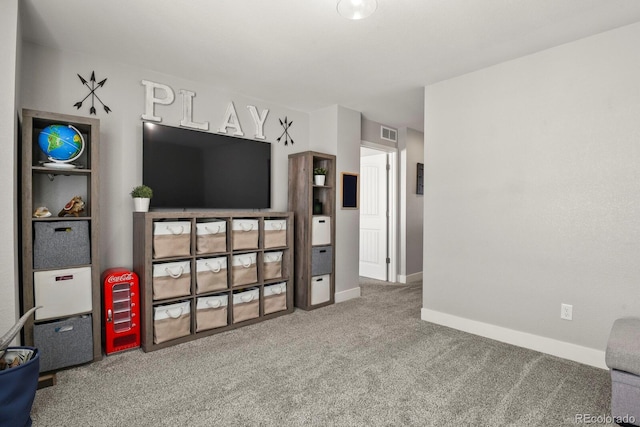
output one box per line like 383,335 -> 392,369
142,122 -> 271,209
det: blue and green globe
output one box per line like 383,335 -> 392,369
38,124 -> 84,164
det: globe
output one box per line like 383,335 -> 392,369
38,124 -> 85,167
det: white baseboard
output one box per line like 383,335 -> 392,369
335,286 -> 361,303
398,272 -> 422,284
421,308 -> 607,370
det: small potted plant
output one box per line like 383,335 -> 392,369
130,185 -> 153,212
313,167 -> 327,186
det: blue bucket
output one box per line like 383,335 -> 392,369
0,347 -> 39,427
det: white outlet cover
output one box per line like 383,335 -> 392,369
561,303 -> 573,320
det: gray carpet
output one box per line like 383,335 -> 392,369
31,280 -> 614,426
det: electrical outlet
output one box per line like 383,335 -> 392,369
561,303 -> 573,320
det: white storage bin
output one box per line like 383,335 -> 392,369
311,274 -> 331,305
152,260 -> 191,300
232,288 -> 260,323
232,219 -> 259,250
153,301 -> 191,344
264,282 -> 287,315
263,251 -> 283,280
196,220 -> 227,254
196,257 -> 228,294
312,216 -> 331,246
264,219 -> 287,248
196,294 -> 228,332
153,221 -> 191,258
34,267 -> 92,320
231,252 -> 257,287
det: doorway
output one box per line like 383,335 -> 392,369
359,146 -> 397,282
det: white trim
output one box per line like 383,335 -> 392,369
335,286 -> 361,303
398,271 -> 422,284
421,308 -> 607,370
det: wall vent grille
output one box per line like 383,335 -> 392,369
380,126 -> 397,142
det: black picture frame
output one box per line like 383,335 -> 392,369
341,173 -> 359,209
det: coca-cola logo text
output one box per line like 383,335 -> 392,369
107,272 -> 134,283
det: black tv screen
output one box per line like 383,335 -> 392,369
143,122 -> 271,209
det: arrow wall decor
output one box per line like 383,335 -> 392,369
277,116 -> 294,146
74,71 -> 112,115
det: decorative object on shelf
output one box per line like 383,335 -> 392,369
74,71 -> 111,115
337,0 -> 377,20
57,196 -> 85,217
130,185 -> 153,212
313,198 -> 323,215
277,116 -> 294,146
314,167 -> 327,186
341,172 -> 359,209
38,124 -> 85,169
33,207 -> 52,218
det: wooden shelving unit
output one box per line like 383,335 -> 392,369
288,151 -> 336,310
20,109 -> 102,370
133,211 -> 294,352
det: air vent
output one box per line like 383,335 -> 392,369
380,126 -> 397,142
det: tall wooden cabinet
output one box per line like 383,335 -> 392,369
20,109 -> 102,371
288,151 -> 336,310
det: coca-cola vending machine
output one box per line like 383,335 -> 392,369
102,268 -> 140,355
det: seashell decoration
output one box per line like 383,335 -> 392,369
33,206 -> 52,218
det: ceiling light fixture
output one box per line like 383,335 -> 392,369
337,0 -> 377,20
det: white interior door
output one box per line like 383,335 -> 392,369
359,148 -> 388,280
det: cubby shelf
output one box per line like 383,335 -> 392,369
288,151 -> 336,310
20,109 -> 102,371
133,211 -> 294,352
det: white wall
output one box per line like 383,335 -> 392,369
20,43 -> 310,272
398,127 -> 424,280
422,22 -> 640,367
0,0 -> 20,338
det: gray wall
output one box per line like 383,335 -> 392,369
0,0 -> 20,339
310,105 -> 362,301
361,118 -> 397,149
362,117 -> 424,282
19,42 -> 310,273
398,127 -> 424,279
422,22 -> 640,364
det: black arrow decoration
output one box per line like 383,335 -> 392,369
74,71 -> 111,115
277,116 -> 294,146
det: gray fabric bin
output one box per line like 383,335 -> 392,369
311,246 -> 333,276
33,221 -> 90,269
33,315 -> 93,372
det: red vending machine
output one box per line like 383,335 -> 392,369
102,268 -> 140,355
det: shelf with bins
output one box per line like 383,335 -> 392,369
133,211 -> 293,352
20,109 -> 102,373
289,151 -> 336,310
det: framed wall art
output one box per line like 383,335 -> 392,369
341,172 -> 359,209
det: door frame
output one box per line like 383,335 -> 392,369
360,141 -> 398,283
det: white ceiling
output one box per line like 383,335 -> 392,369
19,0 -> 640,132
